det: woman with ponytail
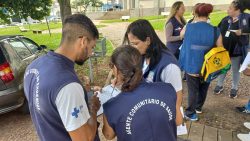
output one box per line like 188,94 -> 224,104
102,45 -> 178,141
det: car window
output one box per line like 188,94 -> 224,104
20,38 -> 39,53
0,45 -> 5,64
8,39 -> 32,60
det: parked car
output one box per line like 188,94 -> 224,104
47,16 -> 61,22
0,35 -> 47,114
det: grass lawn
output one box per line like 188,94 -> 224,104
0,23 -> 109,51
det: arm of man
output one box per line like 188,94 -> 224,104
102,115 -> 116,140
161,64 -> 183,125
56,82 -> 100,141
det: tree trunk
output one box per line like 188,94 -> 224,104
58,0 -> 72,25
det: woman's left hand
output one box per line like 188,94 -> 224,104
235,29 -> 242,36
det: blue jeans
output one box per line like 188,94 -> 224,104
246,100 -> 250,110
216,56 -> 242,90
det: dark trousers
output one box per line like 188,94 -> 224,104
174,49 -> 180,60
185,74 -> 210,116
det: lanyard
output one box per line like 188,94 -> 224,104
228,14 -> 242,30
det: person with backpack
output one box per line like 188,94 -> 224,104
102,45 -> 178,141
179,3 -> 223,121
214,0 -> 250,98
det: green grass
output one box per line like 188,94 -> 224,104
0,25 -> 62,50
0,23 -> 108,50
209,12 -> 228,26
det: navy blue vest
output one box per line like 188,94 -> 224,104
103,80 -> 177,141
166,17 -> 184,54
143,49 -> 178,82
220,14 -> 250,46
24,51 -> 88,141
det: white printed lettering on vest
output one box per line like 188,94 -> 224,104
125,99 -> 173,135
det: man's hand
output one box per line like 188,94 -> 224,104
89,95 -> 101,115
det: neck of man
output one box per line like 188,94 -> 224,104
55,44 -> 76,63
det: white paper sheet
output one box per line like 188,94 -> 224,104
177,107 -> 188,136
97,85 -> 121,116
239,52 -> 250,72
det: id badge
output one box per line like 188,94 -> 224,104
225,31 -> 230,37
243,19 -> 247,26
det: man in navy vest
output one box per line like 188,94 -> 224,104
24,14 -> 100,141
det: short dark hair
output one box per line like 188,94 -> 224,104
60,14 -> 99,45
123,19 -> 171,71
110,45 -> 142,92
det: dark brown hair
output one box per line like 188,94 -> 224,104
110,45 -> 142,92
195,3 -> 213,17
60,14 -> 99,45
123,19 -> 171,73
232,0 -> 250,12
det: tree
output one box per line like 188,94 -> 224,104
58,0 -> 72,25
71,0 -> 103,15
0,0 -> 52,23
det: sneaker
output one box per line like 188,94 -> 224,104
214,86 -> 224,94
229,89 -> 238,98
237,133 -> 250,141
236,106 -> 250,114
185,114 -> 198,121
195,109 -> 202,114
244,122 -> 250,130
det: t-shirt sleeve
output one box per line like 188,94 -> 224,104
160,64 -> 183,92
55,82 -> 90,132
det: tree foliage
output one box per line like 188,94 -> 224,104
71,0 -> 103,14
0,0 -> 52,23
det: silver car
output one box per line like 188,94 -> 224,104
0,35 -> 46,114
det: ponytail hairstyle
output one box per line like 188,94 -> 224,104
110,45 -> 143,92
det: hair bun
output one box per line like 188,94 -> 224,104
195,3 -> 213,17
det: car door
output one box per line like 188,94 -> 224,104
7,38 -> 35,87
